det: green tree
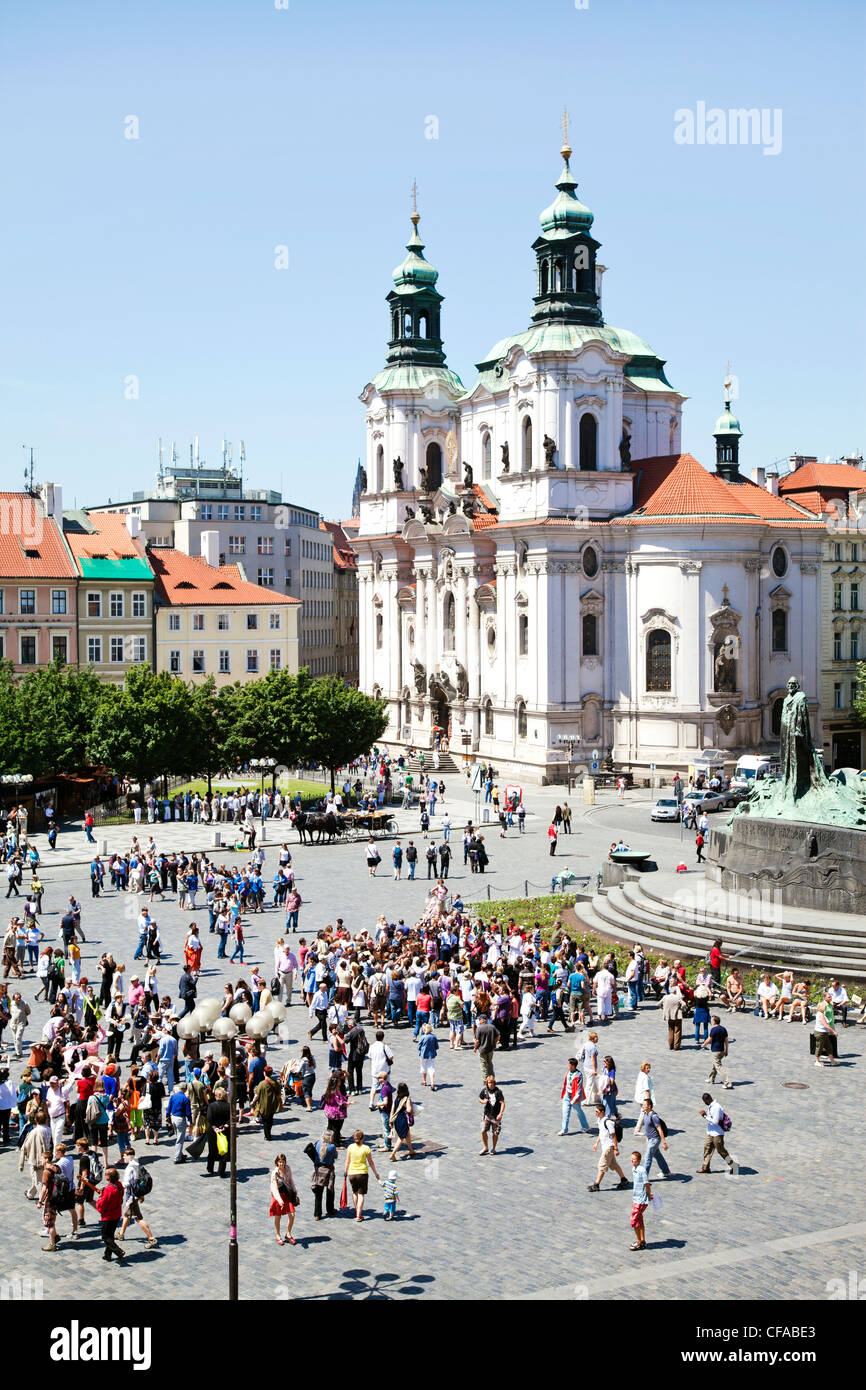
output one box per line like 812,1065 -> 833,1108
16,661 -> 102,777
226,669 -> 307,769
0,660 -> 22,774
87,666 -> 198,793
853,661 -> 866,727
295,672 -> 388,790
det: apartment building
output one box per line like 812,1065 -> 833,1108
64,510 -> 154,680
0,488 -> 78,671
320,518 -> 359,684
149,533 -> 300,686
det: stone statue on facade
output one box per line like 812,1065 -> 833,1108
392,457 -> 404,490
619,431 -> 631,466
461,494 -> 476,517
455,661 -> 469,699
463,462 -> 473,489
501,442 -> 510,473
543,434 -> 557,468
713,640 -> 737,694
418,464 -> 429,493
411,660 -> 426,695
359,465 -> 367,493
420,503 -> 435,524
404,506 -> 415,519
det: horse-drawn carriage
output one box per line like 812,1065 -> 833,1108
291,806 -> 397,844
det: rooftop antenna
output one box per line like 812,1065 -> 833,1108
22,445 -> 35,495
194,435 -> 200,467
157,436 -> 164,477
171,440 -> 177,466
239,439 -> 246,493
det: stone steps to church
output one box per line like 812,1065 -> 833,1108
573,886 -> 866,977
619,880 -> 866,946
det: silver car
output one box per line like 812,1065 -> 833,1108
682,789 -> 726,814
651,797 -> 681,822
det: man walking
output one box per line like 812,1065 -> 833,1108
474,1013 -> 498,1080
425,841 -> 438,879
558,1057 -> 590,1135
438,840 -> 451,878
588,1105 -> 629,1192
96,1168 -> 126,1262
167,1084 -> 191,1162
697,1092 -> 734,1174
478,1074 -> 505,1156
701,1015 -> 733,1087
405,841 -> 418,880
662,984 -> 684,1050
392,840 -> 403,880
634,1097 -> 671,1177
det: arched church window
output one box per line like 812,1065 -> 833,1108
554,259 -> 564,291
392,310 -> 399,341
403,310 -> 413,337
418,312 -> 428,339
516,700 -> 527,739
582,613 -> 598,657
579,414 -> 598,471
482,433 -> 492,480
484,698 -> 494,736
518,613 -> 529,656
443,591 -> 455,651
646,629 -> 671,692
522,417 -> 533,472
375,445 -> 384,493
375,613 -> 383,649
772,609 -> 788,652
540,262 -> 549,295
426,441 -> 442,492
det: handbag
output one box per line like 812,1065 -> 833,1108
339,1176 -> 349,1210
216,1131 -> 229,1156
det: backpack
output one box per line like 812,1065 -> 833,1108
354,1029 -> 370,1059
270,977 -> 281,994
133,1168 -> 153,1199
52,1172 -> 75,1210
87,1153 -> 104,1185
657,1115 -> 668,1138
613,1118 -> 624,1143
720,1111 -> 733,1133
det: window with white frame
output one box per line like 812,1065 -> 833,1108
110,592 -> 124,618
217,504 -> 230,521
87,637 -> 102,663
87,592 -> 101,618
257,536 -> 273,555
20,589 -> 36,615
132,592 -> 146,618
247,613 -> 258,630
228,535 -> 245,555
169,650 -> 182,673
217,612 -> 230,631
51,589 -> 67,615
52,634 -> 66,663
110,637 -> 124,663
250,505 -> 262,521
132,636 -> 146,663
192,613 -> 205,631
246,649 -> 259,673
257,568 -> 275,587
269,612 -> 281,630
168,612 -> 181,631
219,649 -> 231,674
234,505 -> 245,521
20,635 -> 36,664
200,504 -> 213,521
285,537 -> 292,557
192,650 -> 205,673
269,649 -> 282,670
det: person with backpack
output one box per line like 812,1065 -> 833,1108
96,1168 -> 127,1262
587,1105 -> 630,1192
634,1097 -> 671,1177
697,1092 -> 734,1174
38,1155 -> 66,1251
74,1135 -> 103,1226
343,1021 -> 369,1095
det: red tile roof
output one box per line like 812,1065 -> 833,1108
148,549 -> 299,606
0,493 -> 77,579
615,453 -> 824,527
65,511 -> 147,561
320,518 -> 358,570
779,462 -> 866,492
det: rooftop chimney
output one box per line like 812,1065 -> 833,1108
125,513 -> 140,539
766,474 -> 779,496
201,530 -> 220,568
751,467 -> 766,488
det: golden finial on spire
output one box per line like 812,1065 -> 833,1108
410,179 -> 419,227
560,106 -> 572,160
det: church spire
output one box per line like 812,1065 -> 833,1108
384,184 -> 447,368
530,112 -> 602,327
713,363 -> 744,482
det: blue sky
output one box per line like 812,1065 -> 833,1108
2,0 -> 864,514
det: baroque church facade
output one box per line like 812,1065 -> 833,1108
353,135 -> 824,780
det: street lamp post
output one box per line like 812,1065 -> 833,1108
557,735 -> 577,793
176,994 -> 288,1300
250,757 -> 277,803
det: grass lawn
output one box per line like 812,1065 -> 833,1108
169,778 -> 336,802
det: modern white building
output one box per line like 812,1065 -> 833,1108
353,137 -> 825,780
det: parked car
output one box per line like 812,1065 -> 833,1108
682,789 -> 727,814
651,797 -> 681,822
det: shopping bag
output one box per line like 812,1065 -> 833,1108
216,1131 -> 229,1156
339,1176 -> 349,1210
650,1194 -> 663,1213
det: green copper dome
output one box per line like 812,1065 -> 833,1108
539,148 -> 594,239
714,403 -> 743,436
392,214 -> 439,293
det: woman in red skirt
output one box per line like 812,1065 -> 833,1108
269,1153 -> 297,1245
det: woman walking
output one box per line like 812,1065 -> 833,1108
389,1081 -> 415,1160
269,1152 -> 298,1244
417,1023 -> 439,1090
321,1071 -> 350,1145
343,1128 -> 381,1222
309,1131 -> 337,1220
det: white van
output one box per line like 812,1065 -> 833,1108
732,754 -> 780,791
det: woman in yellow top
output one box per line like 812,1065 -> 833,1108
343,1128 -> 381,1222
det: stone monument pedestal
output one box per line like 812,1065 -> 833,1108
707,816 -> 866,914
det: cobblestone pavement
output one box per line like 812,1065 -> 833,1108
3,802 -> 863,1303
